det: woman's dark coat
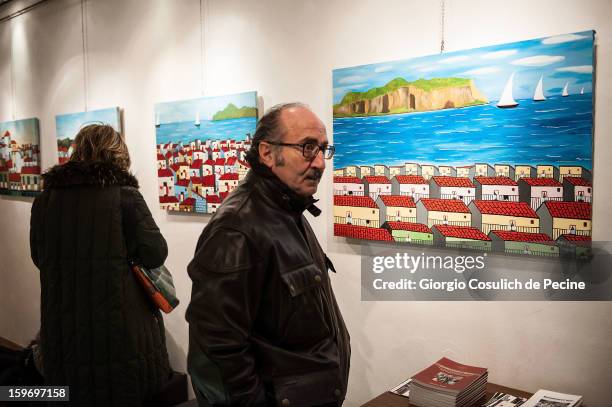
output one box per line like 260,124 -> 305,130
30,160 -> 170,406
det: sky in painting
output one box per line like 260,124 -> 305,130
155,91 -> 257,123
0,118 -> 40,144
333,31 -> 594,104
55,107 -> 121,140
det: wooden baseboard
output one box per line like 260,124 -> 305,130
0,335 -> 24,351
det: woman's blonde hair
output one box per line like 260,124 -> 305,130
70,124 -> 131,170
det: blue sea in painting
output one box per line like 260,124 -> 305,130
156,117 -> 257,145
333,94 -> 593,170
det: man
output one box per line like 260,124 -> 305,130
186,103 -> 351,407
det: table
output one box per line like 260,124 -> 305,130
362,383 -> 533,406
173,383 -> 534,407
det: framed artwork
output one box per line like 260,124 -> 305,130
0,118 -> 41,197
55,107 -> 122,164
154,91 -> 257,214
332,31 -> 594,257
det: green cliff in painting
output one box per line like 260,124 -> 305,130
333,77 -> 488,117
212,103 -> 257,120
57,137 -> 73,148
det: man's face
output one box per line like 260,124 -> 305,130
261,107 -> 328,198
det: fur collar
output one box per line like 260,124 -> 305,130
43,161 -> 139,189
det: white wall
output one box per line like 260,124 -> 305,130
1,0 -> 611,405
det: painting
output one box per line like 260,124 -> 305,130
0,118 -> 41,197
332,30 -> 594,258
55,107 -> 122,164
154,91 -> 257,214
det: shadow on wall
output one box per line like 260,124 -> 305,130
164,327 -> 196,400
326,240 -> 379,405
165,328 -> 187,375
345,300 -> 375,406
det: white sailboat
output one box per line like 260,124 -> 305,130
497,72 -> 518,108
155,113 -> 160,128
562,82 -> 569,97
533,76 -> 546,102
194,111 -> 201,127
580,87 -> 584,95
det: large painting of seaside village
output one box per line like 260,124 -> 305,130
332,31 -> 594,258
0,118 -> 41,197
56,107 -> 122,164
154,91 -> 257,214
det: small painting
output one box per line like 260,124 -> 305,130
55,107 -> 122,164
154,91 -> 257,214
0,118 -> 42,197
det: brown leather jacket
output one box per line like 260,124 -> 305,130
186,169 -> 350,407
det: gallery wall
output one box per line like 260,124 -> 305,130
1,0 -> 611,405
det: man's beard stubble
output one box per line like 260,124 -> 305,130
274,153 -> 323,183
304,168 -> 323,182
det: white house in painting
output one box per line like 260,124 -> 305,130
333,176 -> 365,196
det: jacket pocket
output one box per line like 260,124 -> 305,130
278,263 -> 330,344
272,368 -> 344,407
279,263 -> 324,297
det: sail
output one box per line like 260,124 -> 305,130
195,112 -> 201,126
580,87 -> 584,95
562,82 -> 569,97
155,114 -> 160,127
533,76 -> 546,101
497,72 -> 518,108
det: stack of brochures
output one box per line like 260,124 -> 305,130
408,357 -> 488,407
521,389 -> 582,407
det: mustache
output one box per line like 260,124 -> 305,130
304,168 -> 323,181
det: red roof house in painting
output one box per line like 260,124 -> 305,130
334,195 -> 377,209
333,195 -> 380,228
518,177 -> 563,209
383,222 -> 431,233
333,176 -> 365,196
433,225 -> 490,241
416,198 -> 471,228
489,230 -> 553,244
429,176 -> 475,204
432,225 -> 492,250
473,176 -> 518,201
334,224 -> 393,241
537,201 -> 592,239
469,200 -> 539,234
391,175 -> 430,200
489,230 -> 558,256
563,177 -> 592,202
363,176 -> 392,199
376,195 -> 417,225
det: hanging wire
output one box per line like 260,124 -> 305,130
439,0 -> 446,53
80,0 -> 89,111
0,0 -> 51,24
199,0 -> 206,95
9,20 -> 16,120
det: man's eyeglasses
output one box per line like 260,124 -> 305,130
265,141 -> 335,160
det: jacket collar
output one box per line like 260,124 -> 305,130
42,160 -> 139,189
246,162 -> 321,217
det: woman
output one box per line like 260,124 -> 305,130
30,124 -> 171,406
